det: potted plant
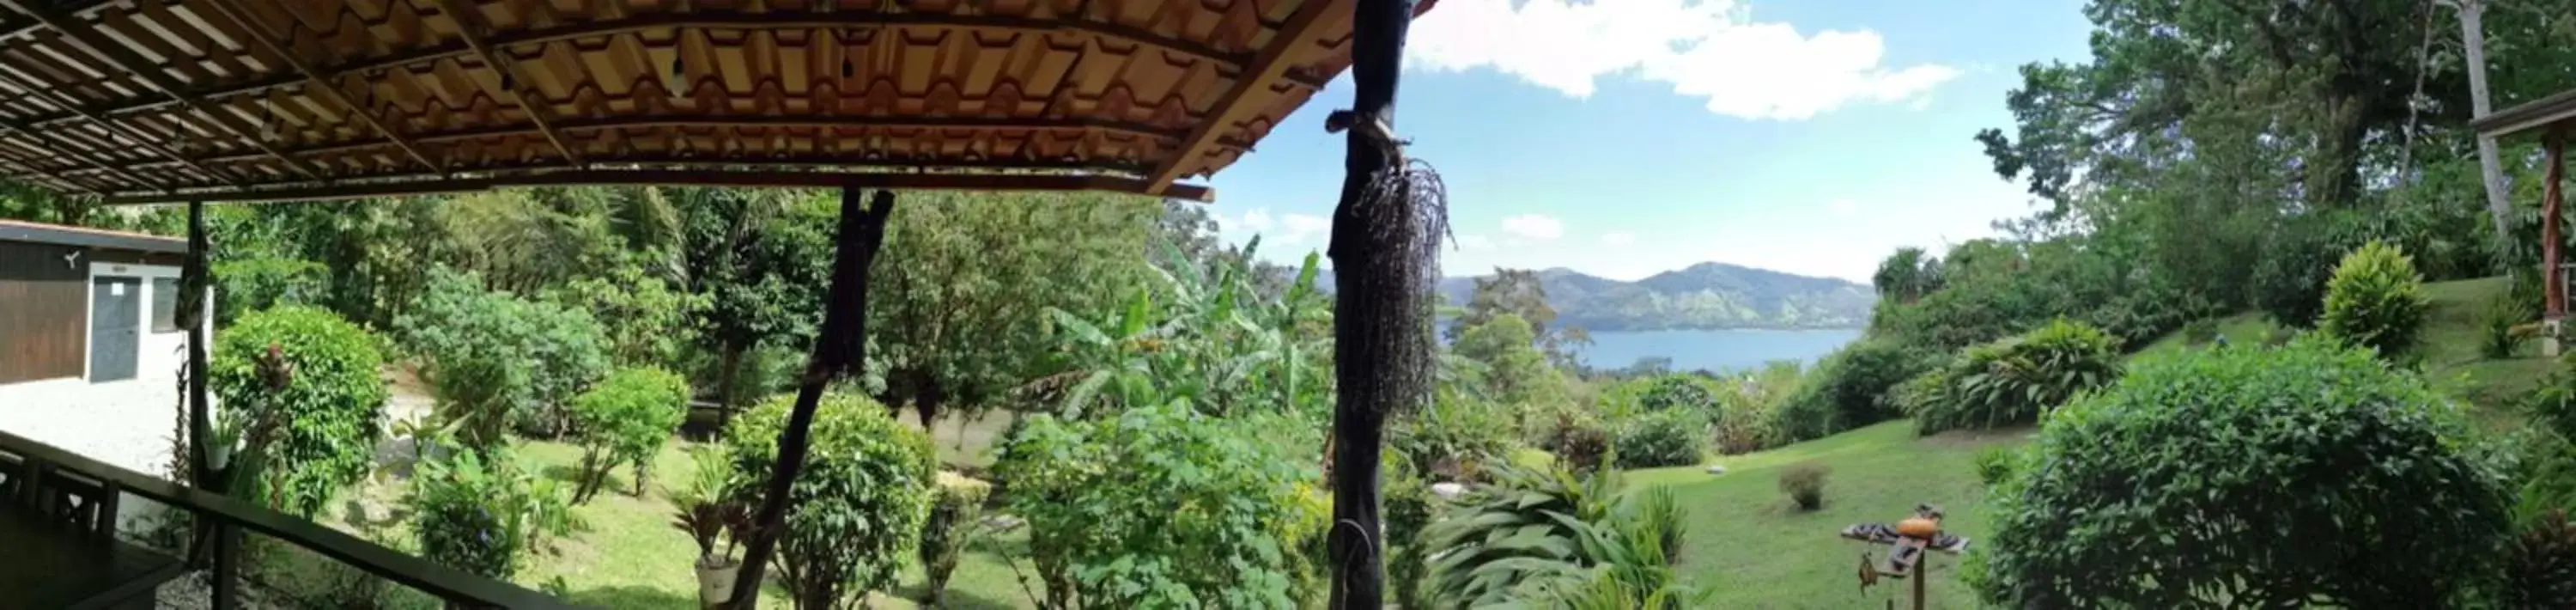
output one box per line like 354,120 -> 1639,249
671,447 -> 750,608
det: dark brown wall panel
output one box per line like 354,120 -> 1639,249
0,241 -> 88,384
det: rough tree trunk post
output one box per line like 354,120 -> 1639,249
2457,0 -> 2516,243
180,199 -> 240,610
2547,130 -> 2565,326
1326,0 -> 1425,605
725,187 -> 896,610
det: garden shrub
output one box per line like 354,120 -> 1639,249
542,266 -> 704,366
2318,241 -> 2432,358
2251,210 -> 2366,328
2180,318 -> 2219,345
212,257 -> 325,327
1775,339 -> 1932,442
1901,319 -> 2122,435
919,472 -> 992,608
1635,375 -> 1719,416
995,403 -> 1319,609
410,448 -> 574,581
566,366 -> 690,503
1777,461 -> 1829,511
210,305 -> 390,517
2486,290 -> 2537,359
1392,393 -> 1519,482
1613,409 -> 1708,469
1422,461 -> 1697,607
1543,412 -> 1611,474
1975,339 -> 2511,608
397,269 -> 611,448
722,393 -> 936,610
1382,474 -> 1435,610
1972,446 -> 2018,487
2506,509 -> 2576,610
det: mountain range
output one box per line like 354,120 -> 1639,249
1312,263 -> 1876,332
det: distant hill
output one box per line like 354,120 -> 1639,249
1310,263 -> 1875,332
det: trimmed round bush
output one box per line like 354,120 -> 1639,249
919,472 -> 993,608
2318,241 -> 2432,358
1974,339 -> 2511,608
566,366 -> 690,503
722,393 -> 936,609
1613,409 -> 1708,468
210,305 -> 390,517
1900,319 -> 2121,435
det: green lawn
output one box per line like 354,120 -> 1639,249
1632,421 -> 2025,610
2136,277 -> 2557,426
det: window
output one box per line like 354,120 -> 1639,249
150,278 -> 179,333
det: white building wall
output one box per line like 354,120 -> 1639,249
0,260 -> 209,479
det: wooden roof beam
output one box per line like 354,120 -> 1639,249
0,113 -> 163,193
1143,0 -> 1352,194
98,168 -> 1213,205
0,63 -> 236,190
427,0 -> 581,167
0,0 -> 324,181
198,0 -> 443,174
23,15 -> 1335,130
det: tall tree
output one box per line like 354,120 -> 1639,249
675,187 -> 837,422
870,192 -> 1155,426
1448,268 -> 1589,369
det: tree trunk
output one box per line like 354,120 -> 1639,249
2458,0 -> 2516,245
715,344 -> 744,431
726,188 -> 896,610
1325,0 -> 1428,606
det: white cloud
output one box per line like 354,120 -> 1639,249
1828,199 -> 1858,218
1501,214 -> 1564,241
1600,231 -> 1636,247
1407,0 -> 1959,119
1220,208 -> 1276,234
1457,234 -> 1496,251
1280,213 -> 1332,243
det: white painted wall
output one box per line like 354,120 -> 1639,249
0,259 -> 210,478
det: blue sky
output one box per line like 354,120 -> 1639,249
1200,0 -> 2096,283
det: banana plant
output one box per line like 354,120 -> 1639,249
1034,235 -> 1334,420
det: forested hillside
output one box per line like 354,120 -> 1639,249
1317,262 -> 1875,331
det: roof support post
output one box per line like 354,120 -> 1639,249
1325,0 -> 1427,606
173,198 -> 236,609
2546,127 -> 2564,322
725,186 -> 895,610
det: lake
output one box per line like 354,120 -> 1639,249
1578,328 -> 1863,374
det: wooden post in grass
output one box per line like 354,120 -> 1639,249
725,187 -> 895,609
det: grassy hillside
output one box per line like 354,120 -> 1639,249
2139,277 -> 2556,424
1637,421 -> 2027,610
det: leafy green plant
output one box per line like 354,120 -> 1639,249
1976,339 -> 2511,608
721,393 -> 936,610
2485,291 -> 2536,359
2180,318 -> 2219,345
1545,412 -> 1612,474
2251,210 -> 2366,328
2318,241 -> 2432,358
1777,461 -> 1829,511
2505,509 -> 2576,610
1972,446 -> 2019,487
919,472 -> 992,608
1775,339 -> 1932,442
566,367 -> 689,503
994,403 -> 1320,609
212,257 -> 326,327
397,268 -> 611,448
671,445 -> 751,572
410,448 -> 574,581
1902,319 -> 2122,435
1391,392 -> 1519,482
1613,409 -> 1708,469
210,305 -> 390,517
543,266 -> 706,367
1035,241 -> 1333,422
1382,474 -> 1436,610
1420,461 -> 1701,608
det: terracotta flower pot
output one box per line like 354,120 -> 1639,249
695,557 -> 742,609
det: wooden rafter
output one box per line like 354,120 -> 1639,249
0,0 -> 324,180
21,14 -> 1339,129
0,114 -> 155,192
99,168 -> 1212,205
429,0 -> 575,167
1143,0 -> 1352,193
0,61 -> 237,189
197,0 -> 443,174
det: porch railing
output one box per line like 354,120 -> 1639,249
0,429 -> 580,609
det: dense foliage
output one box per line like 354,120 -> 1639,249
919,473 -> 993,608
1777,462 -> 1828,511
410,448 -> 574,581
1419,461 -> 1699,607
566,367 -> 690,503
996,404 -> 1321,609
1773,339 -> 1932,442
1038,239 -> 1334,421
211,257 -> 326,327
543,267 -> 704,367
396,269 -> 611,447
209,306 -> 390,517
1976,339 -> 2511,607
721,393 -> 937,610
1899,319 -> 2121,435
2318,241 -> 2433,358
1612,409 -> 1708,469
